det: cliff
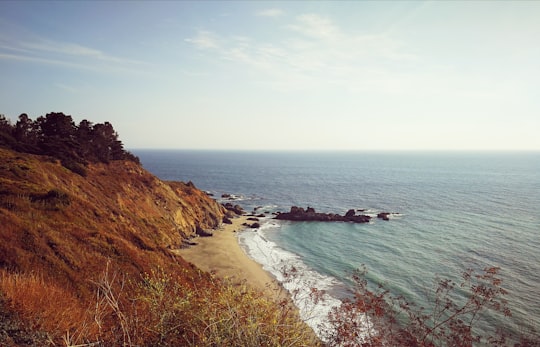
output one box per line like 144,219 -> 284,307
0,114 -> 318,346
0,147 -> 225,293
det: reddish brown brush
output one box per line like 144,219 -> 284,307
321,265 -> 539,347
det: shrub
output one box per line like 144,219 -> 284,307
29,189 -> 71,210
322,266 -> 539,347
60,158 -> 87,177
61,264 -> 318,346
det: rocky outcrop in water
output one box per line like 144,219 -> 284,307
275,206 -> 372,223
377,212 -> 390,221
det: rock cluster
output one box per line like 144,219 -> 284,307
275,206 -> 372,223
222,202 -> 244,215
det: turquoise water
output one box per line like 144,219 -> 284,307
136,150 -> 540,337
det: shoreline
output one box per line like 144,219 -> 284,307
177,215 -> 333,343
178,216 -> 285,300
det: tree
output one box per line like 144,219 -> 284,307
0,114 -> 16,147
76,119 -> 94,160
36,113 -> 82,166
36,112 -> 77,144
0,114 -> 12,132
91,122 -> 121,163
1,111 -> 139,171
14,113 -> 39,152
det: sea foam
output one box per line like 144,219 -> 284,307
237,219 -> 372,341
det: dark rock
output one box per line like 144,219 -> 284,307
224,210 -> 236,219
377,212 -> 390,221
222,202 -> 245,215
250,223 -> 260,229
182,239 -> 198,247
290,206 -> 305,214
275,206 -> 372,224
247,217 -> 259,221
221,193 -> 243,201
223,217 -> 233,224
257,213 -> 266,218
348,215 -> 372,223
195,226 -> 213,237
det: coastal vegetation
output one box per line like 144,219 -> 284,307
320,266 -> 538,346
0,112 -> 139,176
0,113 -> 538,346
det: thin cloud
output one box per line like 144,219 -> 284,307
0,43 -> 34,54
23,41 -> 103,57
256,8 -> 285,17
184,31 -> 220,49
0,36 -> 148,73
288,13 -> 341,40
184,13 -> 421,92
0,52 -> 96,70
19,39 -> 145,65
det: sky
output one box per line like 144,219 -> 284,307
1,1 -> 539,151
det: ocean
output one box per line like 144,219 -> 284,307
135,150 -> 540,340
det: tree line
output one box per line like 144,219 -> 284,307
0,112 -> 139,176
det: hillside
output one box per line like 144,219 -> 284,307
0,147 -> 224,287
0,147 -> 316,346
0,147 -> 222,343
0,112 -> 317,346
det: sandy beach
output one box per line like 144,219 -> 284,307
179,216 -> 284,299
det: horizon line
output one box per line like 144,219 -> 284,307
129,148 -> 540,153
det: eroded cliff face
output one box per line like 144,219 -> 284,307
0,148 -> 224,290
82,160 -> 225,246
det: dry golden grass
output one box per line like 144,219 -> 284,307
0,270 -> 91,343
0,147 -> 223,291
84,265 -> 319,346
0,265 -> 319,346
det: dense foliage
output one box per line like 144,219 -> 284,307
0,112 -> 138,175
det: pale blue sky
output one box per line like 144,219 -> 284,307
1,1 -> 539,150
